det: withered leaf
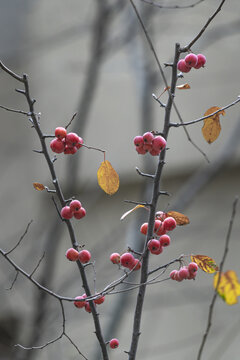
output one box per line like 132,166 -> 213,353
166,211 -> 190,226
97,160 -> 119,195
33,182 -> 45,191
176,83 -> 191,90
191,254 -> 219,273
202,106 -> 225,144
214,270 -> 240,305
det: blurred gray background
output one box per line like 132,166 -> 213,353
0,0 -> 240,359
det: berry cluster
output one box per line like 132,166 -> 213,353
110,252 -> 141,271
74,293 -> 105,313
66,248 -> 91,264
134,132 -> 166,156
140,214 -> 176,255
177,53 -> 206,73
170,262 -> 198,281
50,127 -> 83,155
61,200 -> 86,220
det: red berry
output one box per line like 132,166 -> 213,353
155,211 -> 166,221
74,207 -> 86,219
64,145 -> 78,155
175,271 -> 183,282
120,253 -> 135,268
187,271 -> 197,280
84,302 -> 92,313
163,217 -> 177,231
78,249 -> 91,264
151,245 -> 163,255
154,220 -> 166,236
61,206 -> 74,219
135,146 -> 148,155
140,223 -> 148,235
109,338 -> 119,349
147,239 -> 160,253
142,143 -> 153,152
76,136 -> 83,149
69,200 -> 82,212
170,270 -> 178,280
50,138 -> 65,153
134,136 -> 144,147
110,253 -> 120,264
178,267 -> 190,280
94,295 -> 105,305
159,234 -> 171,247
66,248 -> 79,261
194,54 -> 206,69
188,262 -> 198,273
149,148 -> 160,156
55,127 -> 67,139
177,59 -> 191,73
152,136 -> 166,152
65,132 -> 80,147
184,53 -> 198,68
130,258 -> 142,270
143,132 -> 154,144
74,295 -> 87,308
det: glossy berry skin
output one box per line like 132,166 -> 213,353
66,248 -> 79,261
120,253 -> 135,268
70,200 -> 82,212
74,295 -> 87,308
55,127 -> 67,139
194,54 -> 206,69
78,249 -> 91,264
188,262 -> 198,273
185,53 -> 198,67
155,211 -> 166,221
143,132 -> 154,144
140,222 -> 148,235
50,138 -> 65,153
147,239 -> 160,253
65,132 -> 80,147
151,245 -> 163,255
135,146 -> 147,155
163,217 -> 177,231
110,253 -> 120,264
149,148 -> 160,156
76,136 -> 83,149
134,136 -> 144,147
74,207 -> 86,219
61,206 -> 73,219
94,295 -> 105,305
170,270 -> 178,280
178,267 -> 190,280
159,234 -> 171,247
177,59 -> 191,73
130,259 -> 142,270
154,220 -> 166,236
109,338 -> 119,349
64,145 -> 78,155
152,136 -> 166,152
84,302 -> 92,313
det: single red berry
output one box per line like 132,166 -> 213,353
94,295 -> 105,305
155,211 -> 166,221
140,222 -> 148,235
134,136 -> 144,147
109,338 -> 119,349
120,253 -> 135,268
142,143 -> 153,152
135,146 -> 148,155
65,132 -> 80,147
66,248 -> 79,261
194,54 -> 206,69
170,270 -> 178,280
187,271 -> 197,280
70,200 -> 82,212
147,239 -> 160,252
74,295 -> 87,308
175,271 -> 183,282
74,207 -> 86,219
152,136 -> 166,152
184,53 -> 198,68
143,132 -> 154,144
61,206 -> 74,219
154,220 -> 166,236
76,136 -> 84,149
159,234 -> 171,247
50,138 -> 65,153
130,258 -> 142,270
163,217 -> 177,231
64,145 -> 78,155
188,262 -> 198,273
84,302 -> 92,313
150,245 -> 163,255
177,59 -> 191,73
110,253 -> 120,264
55,127 -> 67,139
149,148 -> 160,156
178,267 -> 190,280
78,249 -> 91,264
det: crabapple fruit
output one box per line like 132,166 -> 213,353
135,146 -> 147,155
194,54 -> 206,69
74,207 -> 86,219
110,252 -> 120,264
130,259 -> 142,270
65,248 -> 79,261
55,127 -> 67,139
120,253 -> 135,268
76,136 -> 83,149
50,138 -> 65,153
184,53 -> 198,67
140,222 -> 148,235
143,131 -> 154,144
109,338 -> 119,349
61,206 -> 73,219
155,211 -> 166,221
163,217 -> 177,231
188,262 -> 198,273
69,200 -> 82,212
78,249 -> 91,264
147,239 -> 160,253
152,136 -> 166,152
178,267 -> 190,280
151,245 -> 163,255
64,145 -> 78,155
177,59 -> 191,73
134,136 -> 144,147
170,270 -> 178,280
65,132 -> 80,147
94,295 -> 105,305
84,302 -> 92,313
154,220 -> 166,236
159,234 -> 171,247
149,148 -> 160,156
74,295 -> 87,308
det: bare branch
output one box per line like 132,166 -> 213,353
65,112 -> 77,130
5,220 -> 33,255
136,167 -> 154,179
0,104 -> 28,115
29,252 -> 45,278
5,271 -> 19,291
0,60 -> 24,82
141,0 -> 205,9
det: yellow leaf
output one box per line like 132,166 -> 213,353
120,205 -> 147,221
33,182 -> 45,191
176,83 -> 191,90
191,254 -> 219,273
97,160 -> 119,195
166,211 -> 189,226
214,270 -> 240,305
202,106 -> 225,144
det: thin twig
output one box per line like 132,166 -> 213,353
5,220 -> 33,255
136,167 -> 154,179
65,112 -> 77,130
0,104 -> 28,115
197,197 -> 238,360
5,271 -> 19,291
141,0 -> 205,9
30,252 -> 45,278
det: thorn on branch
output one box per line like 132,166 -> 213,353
33,149 -> 43,154
124,199 -> 151,207
159,191 -> 171,196
136,167 -> 154,179
164,62 -> 173,67
15,88 -> 25,95
152,93 -> 166,107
